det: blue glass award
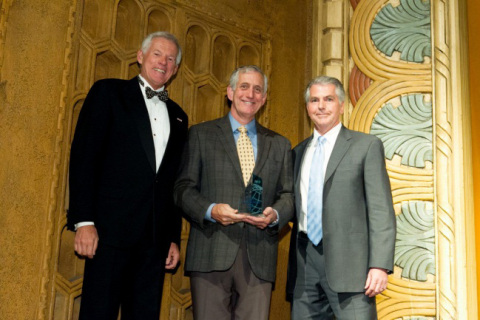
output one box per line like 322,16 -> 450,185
240,174 -> 263,215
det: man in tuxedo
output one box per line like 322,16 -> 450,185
67,31 -> 188,320
287,76 -> 396,319
174,65 -> 294,320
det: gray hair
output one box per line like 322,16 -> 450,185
229,65 -> 268,94
304,76 -> 345,104
141,31 -> 182,65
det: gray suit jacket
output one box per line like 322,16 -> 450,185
174,115 -> 294,283
288,126 -> 396,293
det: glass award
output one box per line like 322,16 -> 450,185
239,174 -> 263,215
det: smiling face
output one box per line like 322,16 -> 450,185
307,83 -> 344,135
227,71 -> 267,124
137,37 -> 179,90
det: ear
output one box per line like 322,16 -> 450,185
136,50 -> 143,65
227,86 -> 234,101
339,101 -> 345,115
260,94 -> 267,106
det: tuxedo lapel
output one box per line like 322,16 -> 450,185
216,116 -> 244,184
123,77 -> 156,172
324,126 -> 352,183
159,100 -> 183,172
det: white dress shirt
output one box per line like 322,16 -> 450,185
138,75 -> 170,172
298,123 -> 342,233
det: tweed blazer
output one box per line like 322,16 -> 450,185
174,115 -> 294,283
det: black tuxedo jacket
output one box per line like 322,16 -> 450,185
68,77 -> 188,250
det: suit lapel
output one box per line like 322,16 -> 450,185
216,116 -> 244,184
123,77 -> 156,172
253,124 -> 272,175
324,126 -> 352,183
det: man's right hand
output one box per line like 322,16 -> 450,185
211,203 -> 247,226
74,225 -> 99,259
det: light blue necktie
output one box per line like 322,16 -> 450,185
307,136 -> 326,245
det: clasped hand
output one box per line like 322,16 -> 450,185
211,204 -> 277,229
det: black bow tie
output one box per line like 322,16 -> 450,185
145,87 -> 169,101
138,77 -> 168,101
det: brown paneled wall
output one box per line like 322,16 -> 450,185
0,0 -> 309,319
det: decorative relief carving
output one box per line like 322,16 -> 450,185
370,0 -> 431,63
371,94 -> 432,168
395,201 -> 435,281
348,65 -> 372,107
387,162 -> 433,204
81,0 -> 113,41
185,25 -> 209,75
212,35 -> 235,83
147,9 -> 171,34
376,275 -> 435,319
114,0 -> 144,51
349,0 -> 431,80
349,0 -> 440,318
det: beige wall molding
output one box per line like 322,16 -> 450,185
37,1 -> 79,319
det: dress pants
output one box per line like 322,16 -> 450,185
79,229 -> 167,320
190,235 -> 272,320
292,232 -> 377,320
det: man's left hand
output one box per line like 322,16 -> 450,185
242,206 -> 277,229
165,242 -> 180,270
364,267 -> 388,297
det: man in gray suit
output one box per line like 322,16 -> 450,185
175,65 -> 294,320
287,76 -> 396,319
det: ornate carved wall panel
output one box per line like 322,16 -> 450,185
313,0 -> 476,318
341,0 -> 475,318
50,1 -> 271,319
350,0 -> 435,318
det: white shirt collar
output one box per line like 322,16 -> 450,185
312,122 -> 342,145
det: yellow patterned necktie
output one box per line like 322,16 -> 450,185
237,126 -> 255,186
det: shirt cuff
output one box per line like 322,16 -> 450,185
205,203 -> 217,223
74,221 -> 95,231
268,209 -> 279,227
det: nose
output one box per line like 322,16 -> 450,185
158,55 -> 167,65
317,100 -> 325,110
246,87 -> 255,98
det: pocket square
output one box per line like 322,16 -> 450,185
176,118 -> 183,122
